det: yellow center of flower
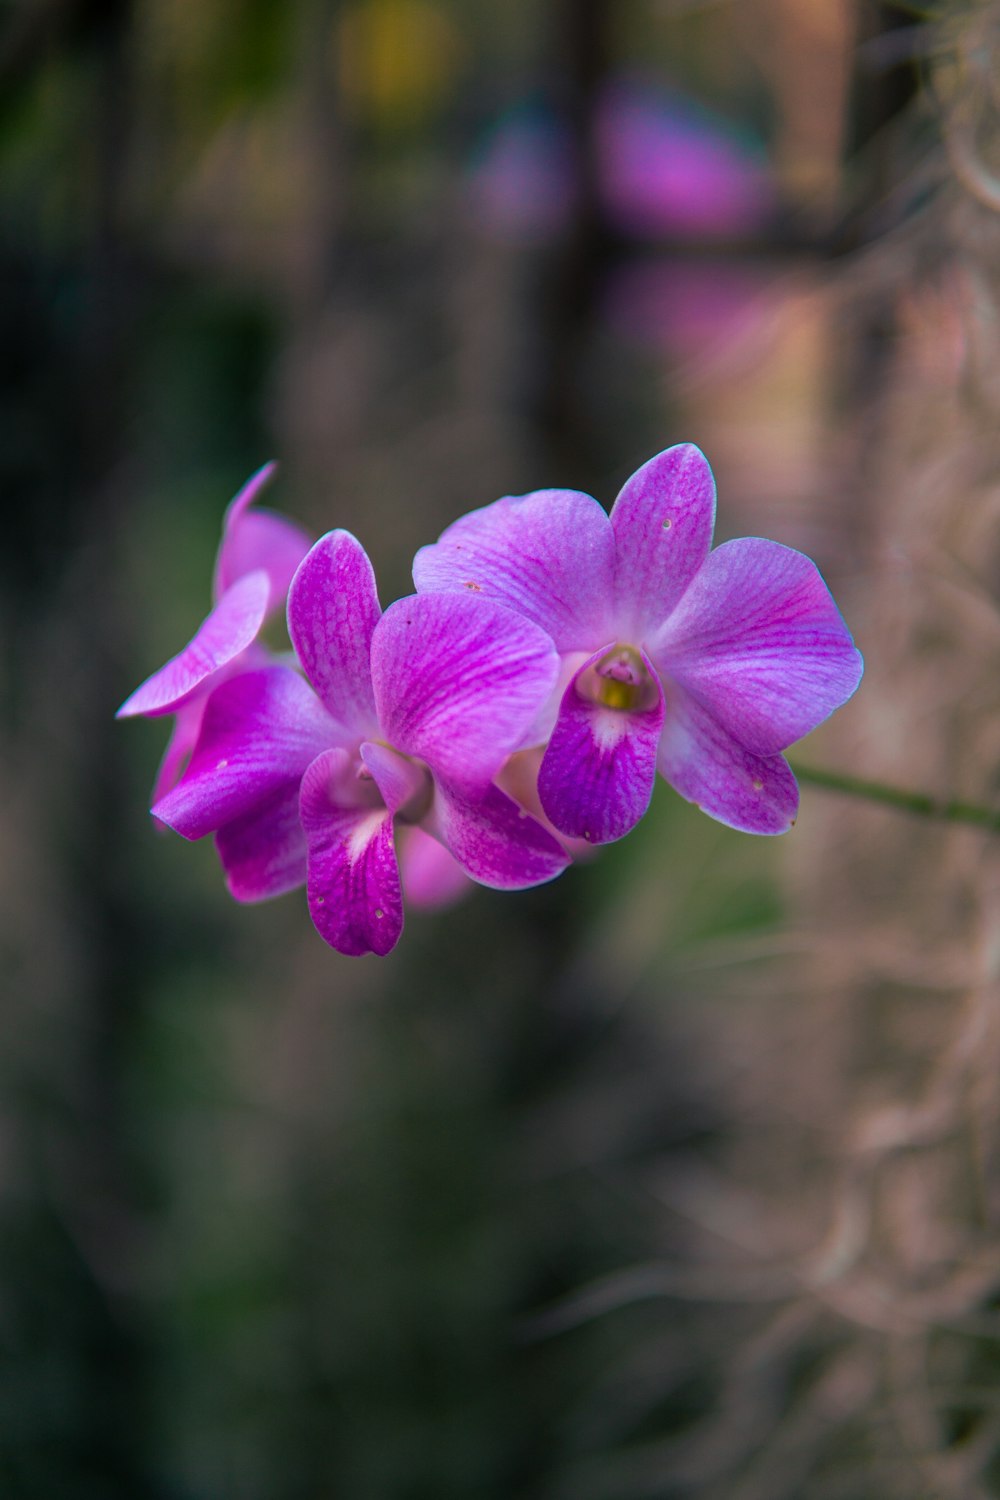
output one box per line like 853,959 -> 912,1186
599,675 -> 640,711
580,645 -> 658,713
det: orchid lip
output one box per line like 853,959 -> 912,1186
578,644 -> 659,713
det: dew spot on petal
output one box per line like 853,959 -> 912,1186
661,517 -> 672,529
374,908 -> 384,919
752,778 -> 764,792
464,580 -> 482,592
315,895 -> 325,905
217,758 -> 229,770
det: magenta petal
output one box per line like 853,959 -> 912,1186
151,699 -> 206,805
300,750 -> 403,957
609,444 -> 716,636
657,686 -> 799,834
153,666 -> 341,840
117,571 -> 270,718
432,778 -> 570,889
216,783 -> 308,902
219,516 -> 312,617
652,538 -> 864,755
287,531 -> 381,734
218,462 -> 278,546
537,647 -> 666,844
397,827 -> 471,910
412,488 -> 615,651
213,463 -> 311,613
148,645 -> 273,805
372,593 -> 560,785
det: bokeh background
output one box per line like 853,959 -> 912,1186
5,1 -> 1000,1496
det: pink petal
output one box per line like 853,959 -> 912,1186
213,463 -> 312,615
652,538 -> 864,755
151,698 -> 206,805
537,646 -> 666,844
153,666 -> 341,840
372,593 -> 560,786
218,462 -> 278,540
609,444 -> 716,638
300,750 -> 403,957
147,644 -> 274,807
117,571 -> 270,718
397,827 -> 471,910
215,784 -> 308,902
657,686 -> 799,834
432,778 -> 570,889
287,531 -> 381,735
412,488 -> 615,652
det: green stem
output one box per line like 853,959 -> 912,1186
791,764 -> 1000,832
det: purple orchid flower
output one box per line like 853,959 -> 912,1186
152,531 -> 569,956
413,444 -> 864,843
116,464 -> 312,803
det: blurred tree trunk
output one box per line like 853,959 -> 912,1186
527,0 -> 614,478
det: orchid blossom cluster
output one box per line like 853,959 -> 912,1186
119,445 -> 863,956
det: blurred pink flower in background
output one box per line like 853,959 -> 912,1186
468,77 -> 775,245
604,260 -> 775,360
595,80 -> 774,240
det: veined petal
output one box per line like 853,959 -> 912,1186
537,646 -> 665,844
117,571 -> 269,718
432,778 -> 570,889
397,827 -> 471,910
287,531 -> 381,734
213,463 -> 312,613
609,444 -> 716,637
216,783 -> 308,902
300,750 -> 403,957
652,538 -> 864,755
413,488 -> 615,650
657,685 -> 799,834
153,666 -> 342,840
372,593 -> 559,786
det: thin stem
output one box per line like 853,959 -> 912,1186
792,764 -> 1000,832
